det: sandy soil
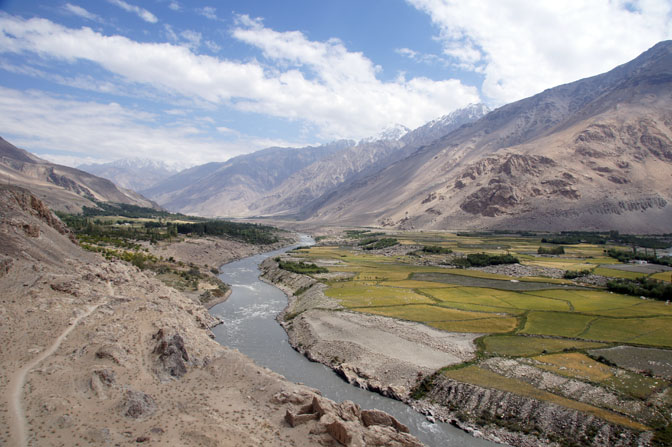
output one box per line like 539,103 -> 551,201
290,310 -> 478,398
260,258 -> 479,399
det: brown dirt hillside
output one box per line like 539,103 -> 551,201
0,185 -> 421,447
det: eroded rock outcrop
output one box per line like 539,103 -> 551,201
121,390 -> 157,419
277,392 -> 422,447
152,329 -> 189,379
419,375 -> 652,447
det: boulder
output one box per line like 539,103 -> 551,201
121,390 -> 157,419
152,329 -> 189,379
360,409 -> 409,433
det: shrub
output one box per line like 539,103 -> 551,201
563,269 -> 591,279
362,238 -> 399,250
278,260 -> 328,274
421,245 -> 453,254
451,253 -> 519,268
538,246 -> 565,255
606,277 -> 672,301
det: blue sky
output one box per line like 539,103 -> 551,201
0,0 -> 670,168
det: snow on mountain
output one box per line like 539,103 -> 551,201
78,158 -> 180,192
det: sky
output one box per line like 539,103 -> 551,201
0,0 -> 670,169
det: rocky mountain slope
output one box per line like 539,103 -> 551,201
306,41 -> 672,233
0,185 -> 422,447
142,141 -> 352,216
0,137 -> 158,213
252,104 -> 490,218
78,158 -> 178,192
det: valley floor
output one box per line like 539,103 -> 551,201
262,229 -> 672,447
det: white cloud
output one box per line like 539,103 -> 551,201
198,7 -> 217,20
407,0 -> 672,105
229,15 -> 479,137
169,2 -> 180,11
108,0 -> 158,24
204,40 -> 221,53
396,47 -> 447,65
0,14 -> 479,140
180,30 -> 201,49
63,3 -> 101,22
0,87 -> 283,167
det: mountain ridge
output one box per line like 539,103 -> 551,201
78,158 -> 179,192
304,41 -> 672,233
0,137 -> 159,213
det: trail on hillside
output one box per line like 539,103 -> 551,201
7,296 -> 105,446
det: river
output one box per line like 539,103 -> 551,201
210,235 -> 501,447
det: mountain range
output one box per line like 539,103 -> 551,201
78,158 -> 179,192
0,138 -> 158,213
77,103 -> 487,218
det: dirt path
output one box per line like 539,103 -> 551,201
7,301 -> 103,446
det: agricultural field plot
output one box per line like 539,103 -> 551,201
604,263 -> 672,274
324,285 -> 433,307
520,311 -> 596,338
378,279 -> 459,289
361,304 -> 518,333
482,335 -> 607,357
593,267 -> 650,279
522,257 -> 598,271
532,352 -> 669,399
524,289 -> 663,313
582,317 -> 672,347
412,271 -> 578,291
521,311 -> 672,348
423,287 -> 570,313
651,271 -> 672,282
589,346 -> 672,379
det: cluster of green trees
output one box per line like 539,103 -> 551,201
359,238 -> 399,250
59,215 -> 175,246
176,221 -> 278,245
563,269 -> 592,279
540,231 -> 671,248
606,249 -> 672,267
79,201 -> 190,219
452,253 -> 519,268
538,246 -> 565,255
80,243 -> 157,269
456,230 -> 536,237
421,245 -> 453,254
607,277 -> 672,301
276,259 -> 328,274
541,236 -> 584,245
346,229 -> 385,239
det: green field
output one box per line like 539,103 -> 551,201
482,335 -> 607,357
300,234 -> 672,348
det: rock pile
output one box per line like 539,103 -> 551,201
277,391 -> 422,447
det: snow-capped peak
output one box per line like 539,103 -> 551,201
425,103 -> 490,130
360,123 -> 411,144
